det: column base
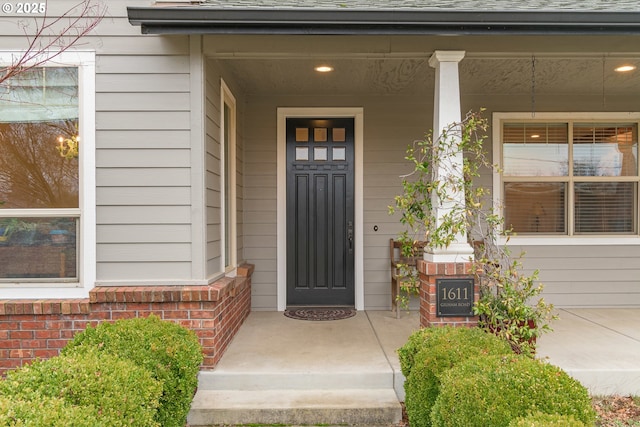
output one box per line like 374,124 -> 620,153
417,259 -> 478,328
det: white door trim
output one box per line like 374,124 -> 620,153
277,107 -> 364,311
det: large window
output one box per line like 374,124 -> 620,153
495,113 -> 640,238
0,52 -> 95,295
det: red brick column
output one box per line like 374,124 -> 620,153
417,259 -> 478,328
0,264 -> 254,376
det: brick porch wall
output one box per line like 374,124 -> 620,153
0,264 -> 254,377
417,259 -> 478,328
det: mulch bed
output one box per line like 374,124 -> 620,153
593,395 -> 640,426
393,396 -> 640,426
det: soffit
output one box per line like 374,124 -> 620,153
135,1 -> 640,96
216,56 -> 640,97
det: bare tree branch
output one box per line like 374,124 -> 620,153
0,0 -> 106,85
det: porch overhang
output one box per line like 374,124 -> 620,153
127,7 -> 640,35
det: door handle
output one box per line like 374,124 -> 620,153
347,221 -> 353,254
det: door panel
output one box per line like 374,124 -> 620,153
286,117 -> 355,306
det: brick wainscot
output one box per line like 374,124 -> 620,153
0,264 -> 254,376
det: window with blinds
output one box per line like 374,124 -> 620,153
500,119 -> 639,236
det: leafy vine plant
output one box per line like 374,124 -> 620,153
389,110 -> 555,356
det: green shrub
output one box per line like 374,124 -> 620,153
403,326 -> 513,427
431,355 -> 596,427
509,412 -> 587,427
0,395 -> 103,427
63,314 -> 204,427
0,348 -> 161,426
398,327 -> 444,378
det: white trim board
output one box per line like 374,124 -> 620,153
276,107 -> 364,311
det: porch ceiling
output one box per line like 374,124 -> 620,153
216,55 -> 640,97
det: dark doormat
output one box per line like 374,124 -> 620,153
284,307 -> 357,321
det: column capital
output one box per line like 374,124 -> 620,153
429,50 -> 466,68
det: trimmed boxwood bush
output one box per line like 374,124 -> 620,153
398,327 -> 445,378
63,314 -> 203,427
403,326 -> 513,427
0,395 -> 103,427
0,348 -> 162,426
509,412 -> 587,427
431,355 -> 596,427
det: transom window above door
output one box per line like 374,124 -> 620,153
494,113 -> 640,240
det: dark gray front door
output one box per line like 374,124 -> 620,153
286,117 -> 355,306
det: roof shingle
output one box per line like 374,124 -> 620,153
199,0 -> 640,12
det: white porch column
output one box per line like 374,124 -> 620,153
426,50 -> 474,263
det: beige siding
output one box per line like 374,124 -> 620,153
205,59 -> 246,278
205,61 -> 222,277
84,2 -> 194,283
243,99 -> 277,310
504,245 -> 640,307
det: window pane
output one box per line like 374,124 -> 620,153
574,182 -> 636,233
0,68 -> 78,121
314,147 -> 327,161
573,124 -> 638,177
0,217 -> 77,280
504,182 -> 566,234
0,121 -> 79,208
503,123 -> 568,176
0,67 -> 79,209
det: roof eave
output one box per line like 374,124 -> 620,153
127,7 -> 640,35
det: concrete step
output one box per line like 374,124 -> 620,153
197,370 -> 394,391
187,389 -> 403,427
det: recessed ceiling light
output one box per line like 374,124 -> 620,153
315,65 -> 334,73
530,134 -> 540,139
615,65 -> 636,72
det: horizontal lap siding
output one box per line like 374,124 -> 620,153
363,100 -> 432,310
205,61 -> 223,278
507,245 -> 640,307
94,2 -> 193,282
243,98 -> 278,310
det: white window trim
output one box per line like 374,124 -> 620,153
220,79 -> 237,273
0,51 -> 96,298
493,111 -> 640,246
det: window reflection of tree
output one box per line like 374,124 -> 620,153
0,119 -> 78,209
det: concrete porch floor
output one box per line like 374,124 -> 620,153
537,308 -> 640,396
188,308 -> 640,426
